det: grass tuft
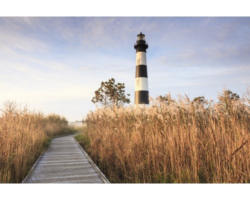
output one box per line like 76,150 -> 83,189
79,92 -> 250,183
0,102 -> 76,183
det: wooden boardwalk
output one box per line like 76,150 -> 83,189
23,135 -> 109,183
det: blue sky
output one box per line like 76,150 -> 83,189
0,17 -> 250,121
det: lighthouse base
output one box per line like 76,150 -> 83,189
135,91 -> 149,104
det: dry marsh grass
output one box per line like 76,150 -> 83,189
0,102 -> 75,183
82,93 -> 250,183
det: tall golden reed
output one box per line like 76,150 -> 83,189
0,102 -> 74,183
83,94 -> 250,183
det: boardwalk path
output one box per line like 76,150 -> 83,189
23,135 -> 109,183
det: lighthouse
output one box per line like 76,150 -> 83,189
134,32 -> 149,104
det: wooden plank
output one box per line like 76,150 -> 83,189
22,135 -> 109,183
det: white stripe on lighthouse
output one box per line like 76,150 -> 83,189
136,52 -> 147,65
135,77 -> 148,91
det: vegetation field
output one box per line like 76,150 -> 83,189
77,91 -> 250,183
0,102 -> 76,183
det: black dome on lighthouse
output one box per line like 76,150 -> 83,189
134,32 -> 148,52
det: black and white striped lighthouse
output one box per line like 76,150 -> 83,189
134,32 -> 149,104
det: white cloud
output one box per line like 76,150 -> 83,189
0,84 -> 91,103
0,29 -> 49,54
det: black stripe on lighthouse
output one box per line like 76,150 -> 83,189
136,65 -> 147,77
135,91 -> 149,104
134,32 -> 149,105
